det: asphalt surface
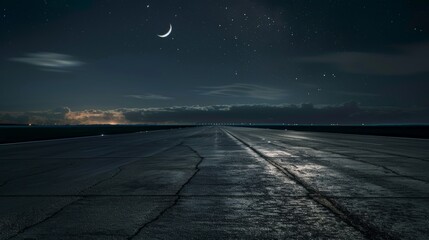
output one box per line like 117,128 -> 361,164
0,126 -> 428,239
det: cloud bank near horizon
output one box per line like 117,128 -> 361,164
1,102 -> 428,125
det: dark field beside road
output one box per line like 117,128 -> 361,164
0,125 -> 193,144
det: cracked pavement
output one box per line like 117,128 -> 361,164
0,127 -> 428,239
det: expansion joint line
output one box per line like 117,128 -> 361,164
5,166 -> 125,240
222,128 -> 399,240
274,140 -> 428,184
282,135 -> 428,163
6,140 -> 189,240
0,162 -> 76,190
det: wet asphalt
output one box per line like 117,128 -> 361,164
0,126 -> 428,239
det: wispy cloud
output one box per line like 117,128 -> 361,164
124,94 -> 173,100
10,52 -> 84,72
301,42 -> 429,76
198,83 -> 286,100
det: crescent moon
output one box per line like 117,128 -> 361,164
158,24 -> 172,38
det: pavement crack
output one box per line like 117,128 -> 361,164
4,128 -> 208,239
127,144 -> 204,239
81,167 -> 123,193
223,128 -> 399,240
126,196 -> 180,240
177,145 -> 204,195
5,167 -> 124,240
5,198 -> 81,240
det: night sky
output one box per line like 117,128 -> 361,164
1,0 -> 429,124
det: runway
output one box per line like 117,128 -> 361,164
1,126 -> 428,239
